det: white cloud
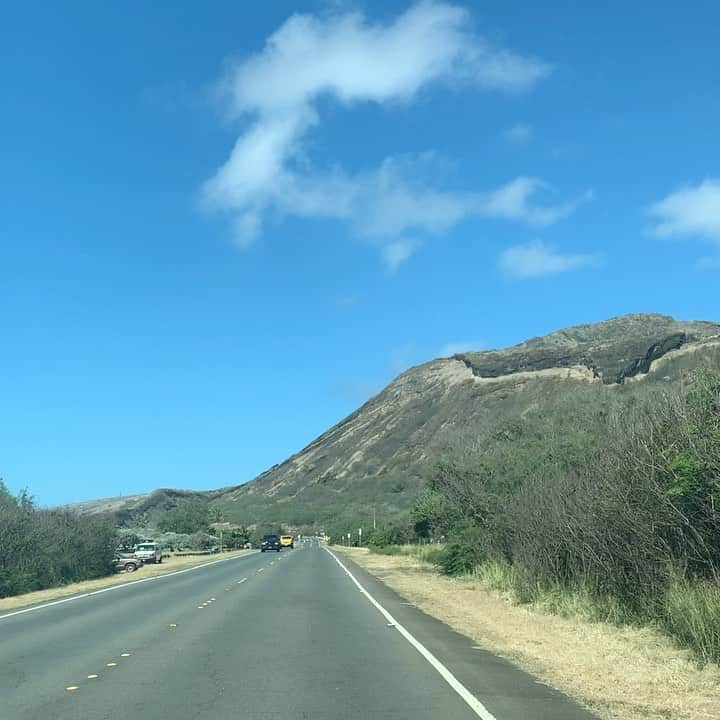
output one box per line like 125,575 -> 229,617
479,178 -> 591,226
439,340 -> 483,356
382,239 -> 417,271
502,122 -> 533,146
499,240 -> 599,278
203,2 -> 568,263
648,179 -> 720,242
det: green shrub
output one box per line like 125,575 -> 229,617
411,369 -> 720,662
438,527 -> 485,575
156,497 -> 210,535
0,482 -> 117,598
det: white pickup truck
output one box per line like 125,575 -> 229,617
133,542 -> 163,564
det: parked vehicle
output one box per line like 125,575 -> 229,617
280,534 -> 294,549
114,553 -> 142,573
260,535 -> 281,552
133,542 -> 163,564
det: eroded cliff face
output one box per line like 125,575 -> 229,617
455,315 -> 720,384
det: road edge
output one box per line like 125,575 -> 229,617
0,551 -> 259,621
323,545 -> 498,720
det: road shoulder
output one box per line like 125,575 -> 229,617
336,547 -> 720,720
331,547 -> 597,720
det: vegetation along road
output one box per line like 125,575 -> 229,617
0,542 -> 596,720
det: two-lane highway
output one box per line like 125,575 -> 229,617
1,543 -> 596,719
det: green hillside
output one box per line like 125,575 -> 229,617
71,314 -> 720,536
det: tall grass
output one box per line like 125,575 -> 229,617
369,543 -> 445,565
466,560 -> 519,595
663,580 -> 720,665
371,547 -> 720,664
458,558 -> 720,663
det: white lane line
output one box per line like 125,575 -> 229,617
237,578 -> 248,584
0,552 -> 260,622
323,547 -> 497,720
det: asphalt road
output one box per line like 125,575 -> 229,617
1,543 -> 597,720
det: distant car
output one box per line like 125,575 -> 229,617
133,542 -> 163,564
114,553 -> 142,573
280,534 -> 294,549
260,535 -> 281,552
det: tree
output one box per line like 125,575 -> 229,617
224,527 -> 250,549
156,498 -> 210,535
0,485 -> 118,598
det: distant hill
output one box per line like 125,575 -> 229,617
69,314 -> 720,532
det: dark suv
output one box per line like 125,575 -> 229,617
260,534 -> 281,552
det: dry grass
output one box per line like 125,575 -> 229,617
0,550 -> 254,613
340,547 -> 720,720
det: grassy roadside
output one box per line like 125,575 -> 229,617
338,546 -> 720,720
0,549 -> 254,613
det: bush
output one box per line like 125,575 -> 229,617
0,482 -> 118,598
366,523 -> 413,548
156,497 -> 210,535
411,369 -> 720,662
438,524 -> 493,576
189,531 -> 217,550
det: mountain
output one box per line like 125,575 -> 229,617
70,314 -> 720,531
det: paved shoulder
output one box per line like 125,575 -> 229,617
330,547 -> 598,720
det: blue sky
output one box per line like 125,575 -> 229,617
2,1 -> 719,506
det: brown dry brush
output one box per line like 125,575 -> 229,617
422,370 -> 720,617
511,370 -> 720,615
